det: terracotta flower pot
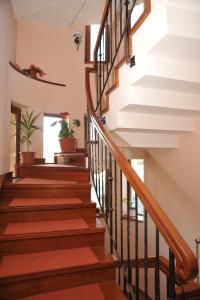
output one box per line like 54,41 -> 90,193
30,69 -> 37,78
20,152 -> 35,165
59,138 -> 77,152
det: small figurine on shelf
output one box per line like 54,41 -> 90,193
23,64 -> 46,79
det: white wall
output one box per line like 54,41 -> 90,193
12,20 -> 88,157
145,131 -> 200,252
0,0 -> 16,174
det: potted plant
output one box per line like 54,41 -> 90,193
52,112 -> 80,152
23,64 -> 46,79
13,110 -> 41,164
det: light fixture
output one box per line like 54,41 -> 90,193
73,32 -> 83,50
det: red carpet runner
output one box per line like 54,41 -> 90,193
20,283 -> 105,300
3,219 -> 89,235
14,178 -> 77,185
0,247 -> 99,278
9,198 -> 82,206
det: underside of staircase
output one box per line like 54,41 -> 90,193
105,0 -> 200,149
0,165 -> 126,300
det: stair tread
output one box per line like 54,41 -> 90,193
2,219 -> 89,235
0,198 -> 96,211
19,283 -> 105,300
0,219 -> 104,239
176,281 -> 200,296
13,177 -> 77,185
18,281 -> 126,300
21,164 -> 89,172
0,246 -> 114,281
8,197 -> 82,207
4,178 -> 91,189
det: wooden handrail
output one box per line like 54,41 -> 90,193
9,62 -> 66,87
85,66 -> 198,283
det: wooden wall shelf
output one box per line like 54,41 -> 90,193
9,61 -> 66,87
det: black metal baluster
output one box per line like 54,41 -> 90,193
114,0 -> 117,52
91,124 -> 95,183
106,14 -> 109,80
120,0 -> 123,38
135,194 -> 139,300
167,250 -> 176,300
114,160 -> 118,250
144,210 -> 148,300
109,0 -> 113,64
124,0 -> 130,62
88,115 -> 91,171
96,58 -> 100,109
127,181 -> 131,296
94,129 -> 97,190
102,28 -> 105,93
155,229 -> 160,300
120,172 -> 126,294
105,147 -> 108,223
101,139 -> 104,212
99,41 -> 102,113
109,152 -> 113,254
97,133 -> 100,201
119,169 -> 123,286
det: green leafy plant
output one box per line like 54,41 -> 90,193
52,112 -> 80,139
13,110 -> 41,151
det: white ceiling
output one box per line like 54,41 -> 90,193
11,0 -> 105,27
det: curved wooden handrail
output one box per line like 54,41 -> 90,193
9,62 -> 66,87
85,66 -> 198,283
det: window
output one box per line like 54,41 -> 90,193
122,159 -> 144,220
85,24 -> 108,63
130,159 -> 144,217
43,113 -> 62,163
130,1 -> 145,29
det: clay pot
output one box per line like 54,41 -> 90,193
20,152 -> 35,165
30,69 -> 37,78
59,138 -> 77,152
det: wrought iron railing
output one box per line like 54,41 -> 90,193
85,0 -> 198,299
94,0 -> 136,113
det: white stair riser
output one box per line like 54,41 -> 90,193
111,131 -> 179,149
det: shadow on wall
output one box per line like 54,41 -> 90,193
145,151 -> 200,251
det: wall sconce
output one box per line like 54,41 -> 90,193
73,32 -> 83,50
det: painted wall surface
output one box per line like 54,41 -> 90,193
0,0 -> 16,173
145,118 -> 200,251
14,20 -> 87,156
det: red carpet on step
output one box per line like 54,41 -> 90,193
0,247 -> 99,278
9,198 -> 82,206
19,283 -> 105,299
3,219 -> 89,235
15,177 -> 77,185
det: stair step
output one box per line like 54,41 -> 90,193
0,198 -> 96,225
0,246 -> 116,299
0,219 -> 105,255
2,179 -> 91,202
12,177 -> 77,185
176,281 -> 200,300
19,283 -> 105,300
18,164 -> 90,183
3,219 -> 90,235
0,247 -> 99,279
18,281 -> 126,300
8,197 -> 82,207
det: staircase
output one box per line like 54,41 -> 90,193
84,0 -> 200,298
105,0 -> 200,149
0,167 -> 126,299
